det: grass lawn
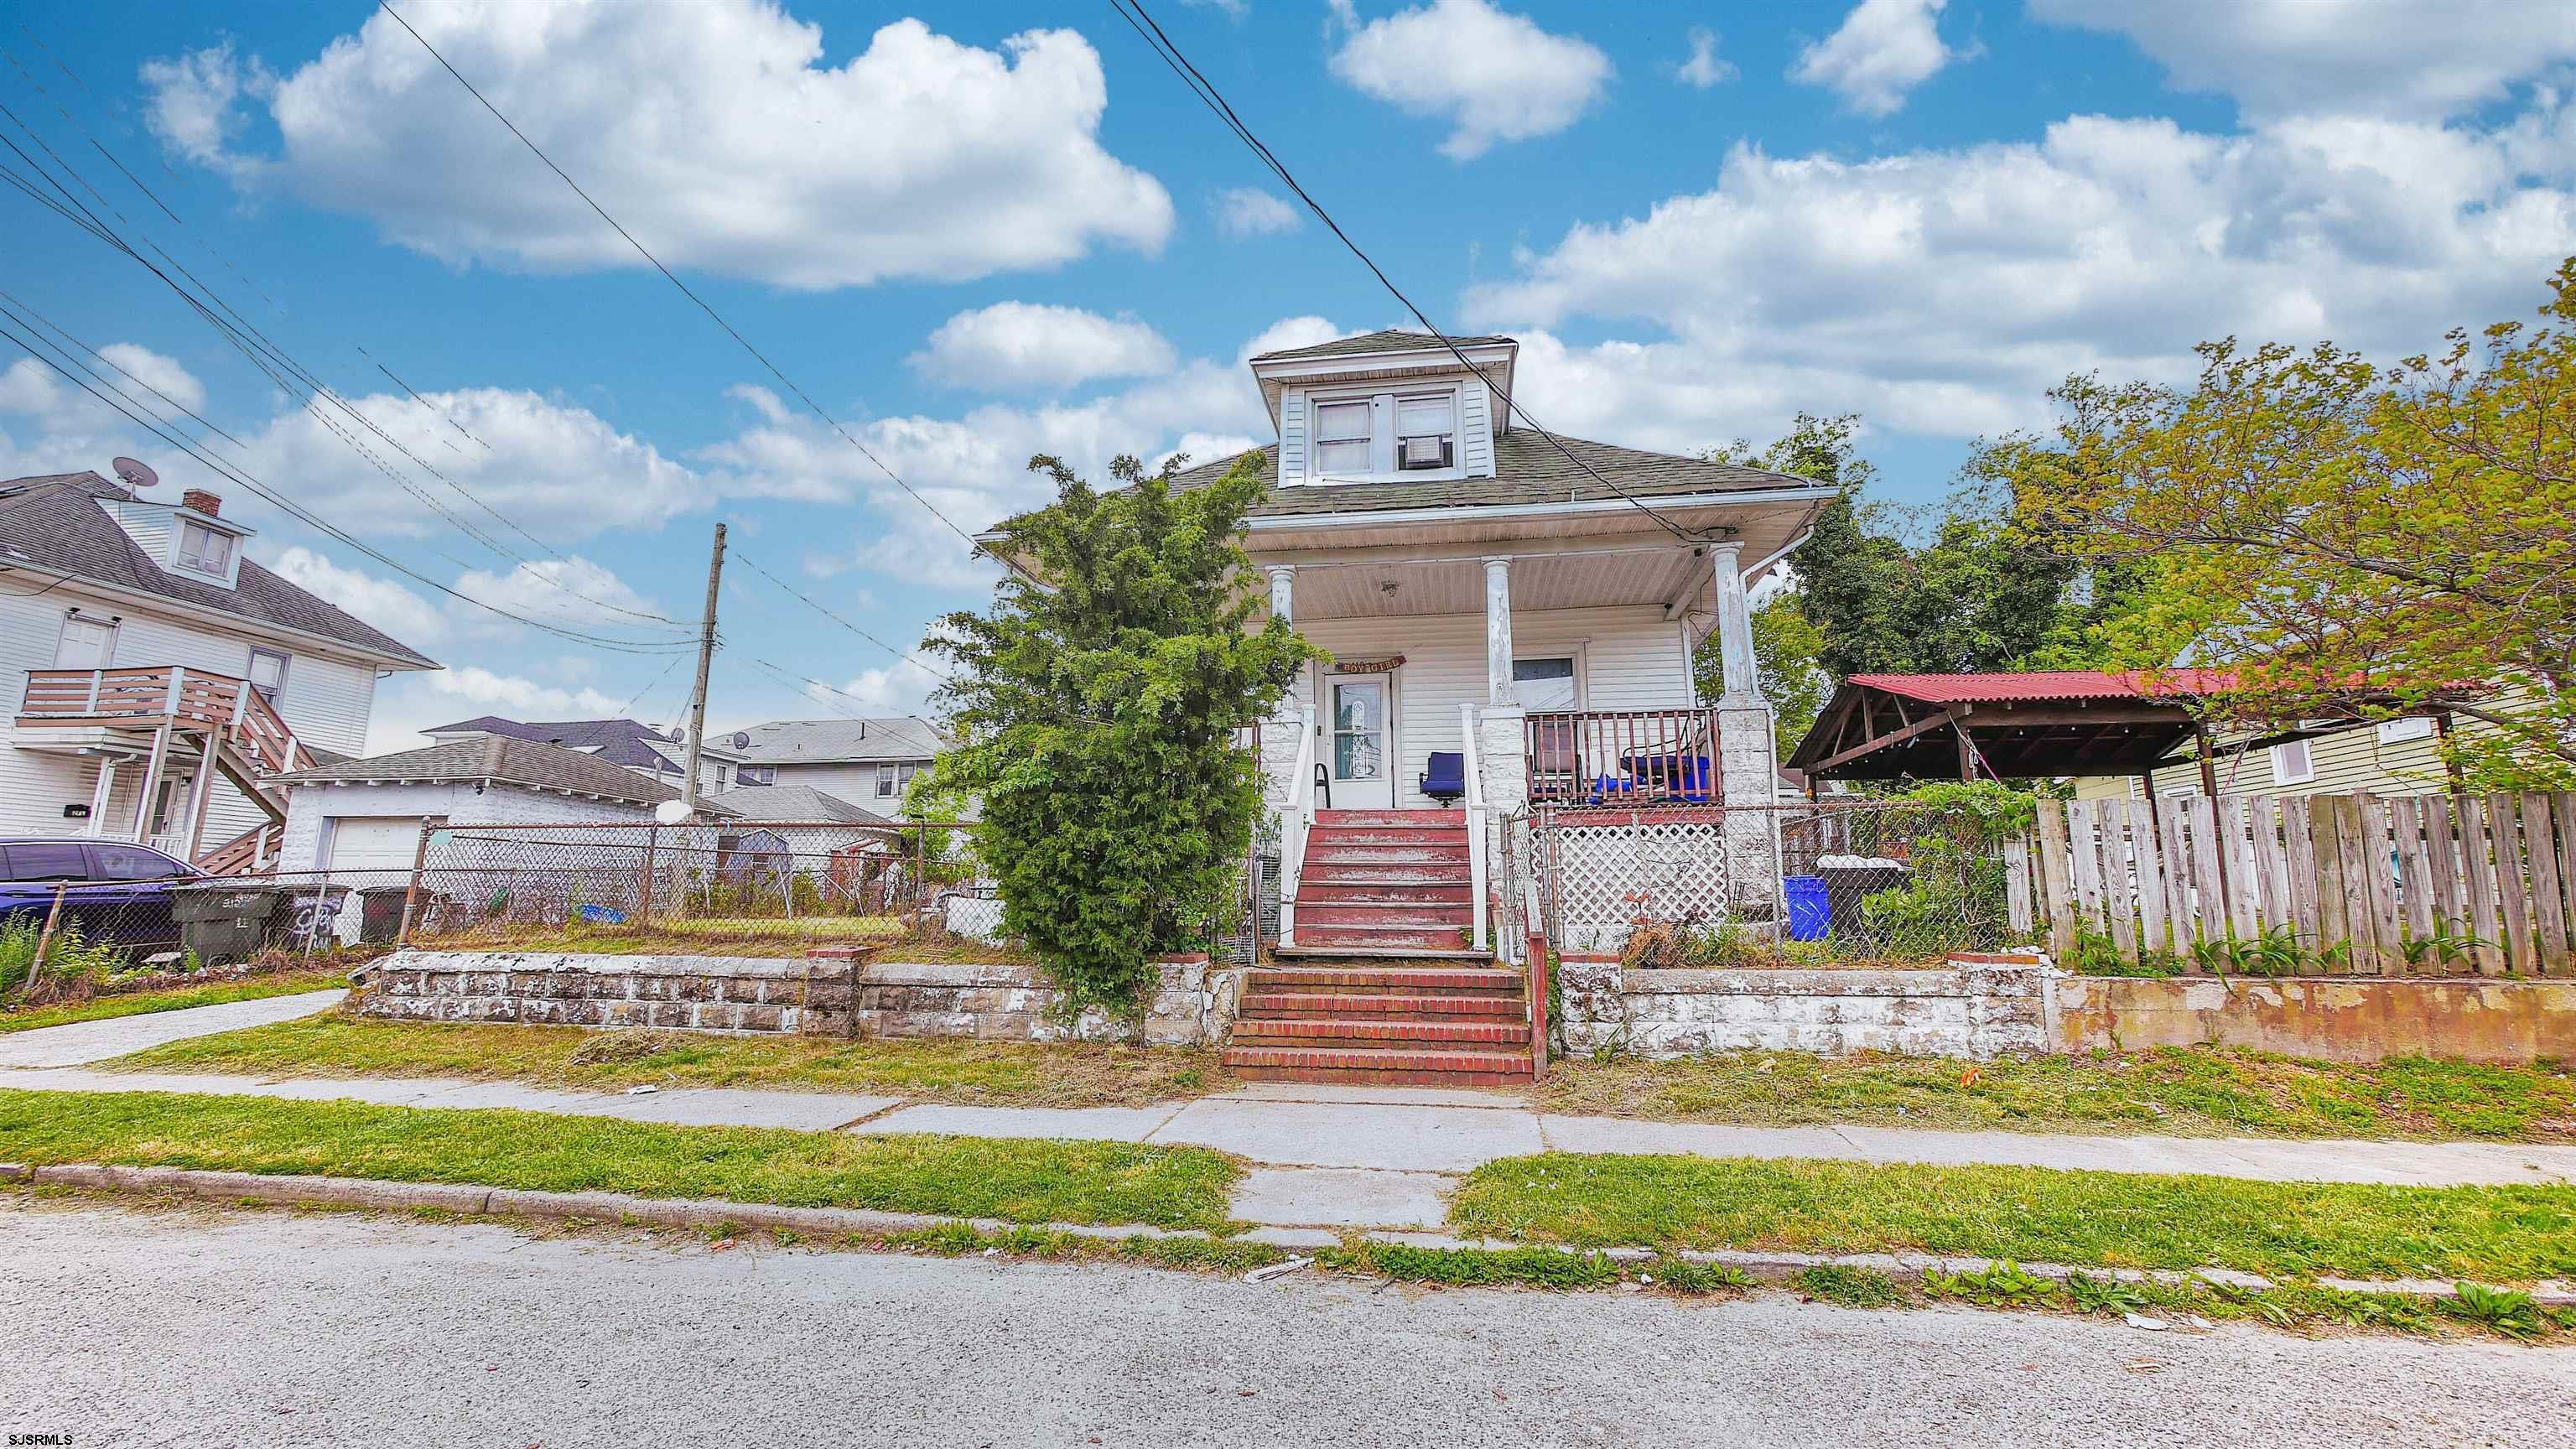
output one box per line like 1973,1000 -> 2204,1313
0,971 -> 350,1035
1449,1151 -> 2576,1283
112,1014 -> 1238,1109
0,1088 -> 1239,1230
1539,1047 -> 2576,1143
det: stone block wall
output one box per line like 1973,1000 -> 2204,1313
359,950 -> 1240,1046
1556,952 -> 2050,1060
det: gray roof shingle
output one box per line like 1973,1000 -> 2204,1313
725,717 -> 947,765
1248,327 -> 1517,362
271,735 -> 704,808
1161,428 -> 1822,519
424,715 -> 682,771
0,473 -> 439,667
705,783 -> 895,825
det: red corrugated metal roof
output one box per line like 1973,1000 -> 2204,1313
1845,670 -> 2232,704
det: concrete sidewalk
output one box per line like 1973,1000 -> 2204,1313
8,992 -> 2576,1236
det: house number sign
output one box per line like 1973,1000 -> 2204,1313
1331,655 -> 1405,673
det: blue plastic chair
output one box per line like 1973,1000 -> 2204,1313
1419,750 -> 1467,803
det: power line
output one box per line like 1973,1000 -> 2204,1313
1108,0 -> 1712,547
0,74 -> 688,631
730,547 -> 952,683
376,0 -> 1019,583
0,320 -> 699,654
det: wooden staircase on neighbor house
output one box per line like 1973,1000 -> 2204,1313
1225,808 -> 1535,1086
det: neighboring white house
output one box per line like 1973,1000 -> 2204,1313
719,718 -> 948,814
1,471 -> 439,870
267,734 -> 711,877
984,328 -> 1836,956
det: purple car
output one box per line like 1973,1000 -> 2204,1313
0,838 -> 205,955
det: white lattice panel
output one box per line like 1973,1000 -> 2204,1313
1546,816 -> 1734,946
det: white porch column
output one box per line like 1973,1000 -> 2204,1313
1710,541 -> 1763,705
1265,564 -> 1296,625
85,757 -> 118,837
1483,557 -> 1514,706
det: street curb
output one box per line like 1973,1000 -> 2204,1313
4,1161 -> 2568,1305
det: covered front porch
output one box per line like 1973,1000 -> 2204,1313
1249,499 -> 1805,957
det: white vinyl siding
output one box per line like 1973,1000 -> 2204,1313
1279,389 -> 1306,482
0,579 -> 390,848
1461,378 -> 1495,476
1290,605 -> 1691,809
2070,692 -> 2538,800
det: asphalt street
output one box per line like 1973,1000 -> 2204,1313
3,1197 -> 2568,1448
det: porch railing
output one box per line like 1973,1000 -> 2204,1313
1277,707 -> 1317,949
1524,707 -> 1721,807
18,665 -> 314,775
1458,703 -> 1488,951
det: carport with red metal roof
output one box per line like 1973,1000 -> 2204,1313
1786,672 -> 2232,791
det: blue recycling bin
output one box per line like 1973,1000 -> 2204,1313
1784,875 -> 1830,942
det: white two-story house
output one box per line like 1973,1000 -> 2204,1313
1,470 -> 439,870
1003,330 -> 1841,963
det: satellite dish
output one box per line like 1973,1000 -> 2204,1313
731,732 -> 750,749
654,800 -> 692,826
111,457 -> 158,492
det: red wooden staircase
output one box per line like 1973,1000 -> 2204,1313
1227,808 -> 1531,1085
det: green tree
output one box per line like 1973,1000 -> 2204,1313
1694,593 -> 1829,753
922,452 -> 1319,1017
1990,259 -> 2576,777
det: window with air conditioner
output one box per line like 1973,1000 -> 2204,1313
1395,393 -> 1455,470
176,520 -> 235,578
1313,400 -> 1372,475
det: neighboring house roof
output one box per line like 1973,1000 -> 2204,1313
1158,431 -> 1820,521
725,717 -> 948,765
1844,671 -> 2241,706
423,715 -> 689,771
1248,327 -> 1517,362
0,472 -> 439,667
706,783 -> 894,825
270,735 -> 730,811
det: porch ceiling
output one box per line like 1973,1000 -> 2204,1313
1278,546 -> 1706,620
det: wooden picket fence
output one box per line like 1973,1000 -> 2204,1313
2013,793 -> 2576,976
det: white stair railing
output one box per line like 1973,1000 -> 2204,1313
1277,708 -> 1318,949
1460,703 -> 1488,952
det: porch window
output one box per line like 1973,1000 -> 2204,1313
1314,400 -> 1372,475
1395,393 -> 1455,470
1512,657 -> 1578,710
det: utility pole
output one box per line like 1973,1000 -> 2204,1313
681,522 -> 726,815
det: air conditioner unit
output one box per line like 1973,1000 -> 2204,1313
1399,435 -> 1452,469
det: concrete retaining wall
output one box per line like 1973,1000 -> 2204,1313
1556,953 -> 2050,1060
359,951 -> 1240,1046
2052,974 -> 2576,1065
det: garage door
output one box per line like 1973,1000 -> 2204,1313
324,816 -> 427,872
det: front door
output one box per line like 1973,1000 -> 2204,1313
1325,674 -> 1395,811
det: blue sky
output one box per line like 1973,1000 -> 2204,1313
3,0 -> 2572,751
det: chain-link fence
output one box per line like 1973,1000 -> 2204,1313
1534,800 -> 2031,965
3,870 -> 394,1005
399,819 -> 990,953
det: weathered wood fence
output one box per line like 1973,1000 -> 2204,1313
2011,793 -> 2576,976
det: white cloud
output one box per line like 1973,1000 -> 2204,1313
1674,28 -> 1737,90
1465,106 -> 2576,449
235,386 -> 707,540
1239,316 -> 1348,361
1791,0 -> 1964,117
96,345 -> 206,414
449,556 -> 672,637
1213,187 -> 1302,237
0,358 -> 64,416
138,42 -> 272,176
265,545 -> 448,646
1328,0 -> 1614,160
144,3 -> 1171,288
2029,0 -> 2576,122
817,657 -> 946,715
909,303 -> 1176,392
366,664 -> 629,753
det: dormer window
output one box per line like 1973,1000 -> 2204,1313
1315,400 -> 1373,475
176,520 -> 234,578
1396,394 -> 1455,470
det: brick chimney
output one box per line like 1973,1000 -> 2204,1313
180,488 -> 221,517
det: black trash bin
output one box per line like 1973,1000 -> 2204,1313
1815,860 -> 1913,934
170,880 -> 289,964
356,885 -> 416,944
